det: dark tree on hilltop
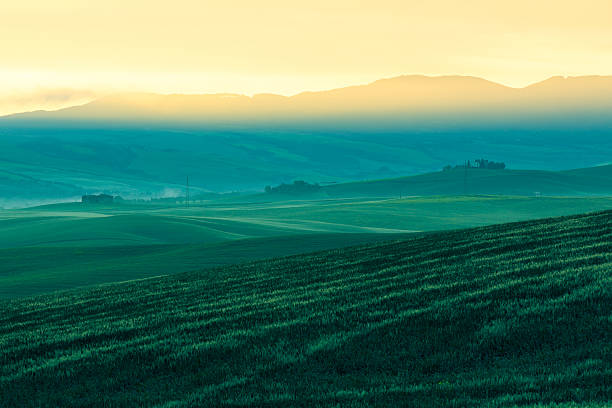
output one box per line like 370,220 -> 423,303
265,180 -> 321,194
475,158 -> 506,170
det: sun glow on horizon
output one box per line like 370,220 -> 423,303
2,0 -> 612,114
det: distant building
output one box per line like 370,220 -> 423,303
82,194 -> 114,204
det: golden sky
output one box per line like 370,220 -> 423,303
1,0 -> 612,100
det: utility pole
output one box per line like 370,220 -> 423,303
186,176 -> 190,208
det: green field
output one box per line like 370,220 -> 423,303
319,165 -> 612,198
0,233 -> 417,299
2,195 -> 612,298
1,117 -> 612,204
1,210 -> 610,407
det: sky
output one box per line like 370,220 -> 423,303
1,0 -> 612,114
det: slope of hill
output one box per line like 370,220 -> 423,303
1,75 -> 612,201
320,165 -> 612,197
0,233 -> 416,299
6,75 -> 612,123
0,210 -> 610,407
3,195 -> 612,298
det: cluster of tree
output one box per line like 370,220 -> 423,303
474,158 -> 506,169
264,180 -> 321,194
81,194 -> 122,204
443,159 -> 506,171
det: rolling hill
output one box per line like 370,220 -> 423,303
1,75 -> 612,202
0,233 -> 416,299
318,165 -> 612,197
0,210 -> 610,407
7,75 -> 612,124
3,195 -> 612,298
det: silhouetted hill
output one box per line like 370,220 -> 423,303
2,75 -> 611,201
5,75 -> 612,125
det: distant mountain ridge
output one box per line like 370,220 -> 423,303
2,74 -> 612,201
4,75 -> 612,125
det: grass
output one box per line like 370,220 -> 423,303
2,195 -> 612,298
6,196 -> 612,248
1,122 -> 612,201
0,233 -> 415,299
0,210 -> 610,407
320,166 -> 612,197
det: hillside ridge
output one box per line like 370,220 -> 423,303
1,209 -> 610,406
4,74 -> 612,122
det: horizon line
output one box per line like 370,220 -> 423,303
2,73 -> 612,118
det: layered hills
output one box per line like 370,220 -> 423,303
2,75 -> 611,201
6,75 -> 612,125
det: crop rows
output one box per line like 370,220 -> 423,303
0,211 -> 611,407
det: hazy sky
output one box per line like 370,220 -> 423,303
2,0 -> 612,99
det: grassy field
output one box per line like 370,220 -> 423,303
5,195 -> 612,248
2,117 -> 612,203
0,210 -> 609,407
2,195 -> 612,298
0,233 -> 415,299
319,165 -> 612,198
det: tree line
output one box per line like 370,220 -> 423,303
443,159 -> 506,171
